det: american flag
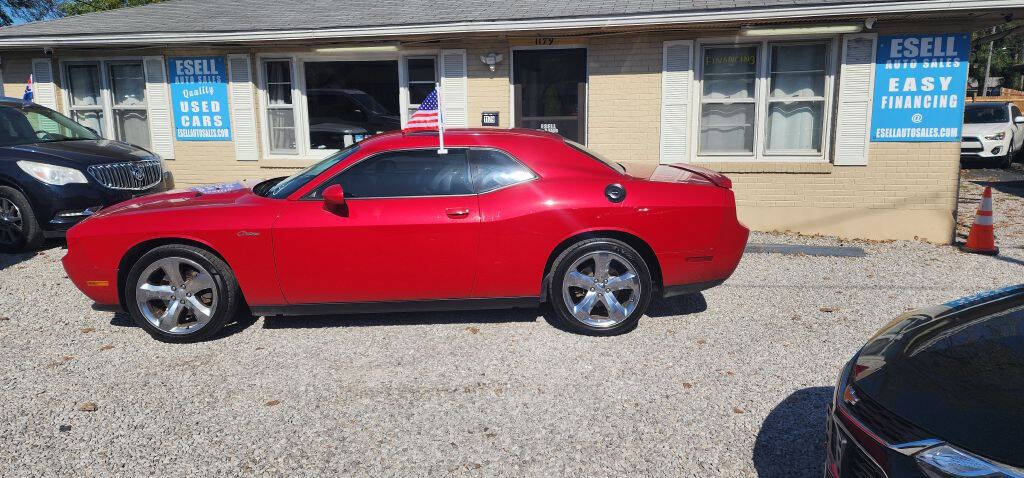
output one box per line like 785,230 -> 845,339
406,89 -> 439,131
23,74 -> 33,102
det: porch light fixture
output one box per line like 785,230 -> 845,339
480,52 -> 503,72
312,45 -> 400,54
739,23 -> 863,36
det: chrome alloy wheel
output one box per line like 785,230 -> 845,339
0,197 -> 23,246
561,251 -> 641,328
135,257 -> 218,334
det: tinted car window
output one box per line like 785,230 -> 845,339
470,149 -> 535,193
1013,105 -> 1022,119
0,105 -> 99,147
964,104 -> 1009,124
316,149 -> 471,198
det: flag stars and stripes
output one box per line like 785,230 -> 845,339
406,89 -> 440,131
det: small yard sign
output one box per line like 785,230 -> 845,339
168,56 -> 232,141
871,34 -> 970,142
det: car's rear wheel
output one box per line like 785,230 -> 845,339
548,238 -> 653,335
0,186 -> 43,253
125,245 -> 239,342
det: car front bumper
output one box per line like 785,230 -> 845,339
27,171 -> 174,237
825,361 -> 936,478
960,136 -> 1011,159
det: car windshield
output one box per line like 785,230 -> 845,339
263,145 -> 361,199
964,105 -> 1009,124
564,139 -> 626,173
0,104 -> 99,147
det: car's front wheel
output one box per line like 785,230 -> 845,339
548,238 -> 653,335
0,186 -> 43,253
999,151 -> 1013,169
125,245 -> 240,342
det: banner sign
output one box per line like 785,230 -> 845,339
168,56 -> 232,141
871,34 -> 970,142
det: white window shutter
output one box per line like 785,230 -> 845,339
143,56 -> 175,159
30,59 -> 58,111
228,54 -> 259,161
833,33 -> 877,166
660,40 -> 693,164
439,49 -> 468,128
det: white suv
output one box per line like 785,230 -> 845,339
961,102 -> 1024,168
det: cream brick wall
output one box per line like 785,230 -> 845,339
716,142 -> 961,243
586,35 -> 663,164
466,42 -> 511,128
2,56 -> 34,101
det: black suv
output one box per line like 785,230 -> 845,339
0,97 -> 172,252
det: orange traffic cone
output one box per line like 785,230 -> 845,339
960,187 -> 998,256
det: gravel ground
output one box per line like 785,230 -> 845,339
1,168 -> 1022,477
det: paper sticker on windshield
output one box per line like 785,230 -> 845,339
191,182 -> 245,194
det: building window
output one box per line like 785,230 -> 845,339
258,52 -> 438,159
697,39 -> 833,161
304,60 -> 400,150
65,60 -> 152,149
108,62 -> 150,150
66,64 -> 105,136
263,59 -> 297,154
766,43 -> 828,154
699,45 -> 759,155
406,57 -> 437,118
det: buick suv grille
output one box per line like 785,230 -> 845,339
88,160 -> 163,190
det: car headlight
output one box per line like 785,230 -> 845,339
984,131 -> 1006,141
915,444 -> 1024,478
16,161 -> 88,186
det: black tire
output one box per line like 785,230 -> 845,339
547,238 -> 653,336
124,244 -> 240,343
0,185 -> 43,253
999,152 -> 1013,169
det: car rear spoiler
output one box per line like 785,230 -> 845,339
663,163 -> 732,189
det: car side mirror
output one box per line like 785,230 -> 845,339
1015,115 -> 1024,125
322,184 -> 347,216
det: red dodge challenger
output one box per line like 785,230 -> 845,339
62,129 -> 748,342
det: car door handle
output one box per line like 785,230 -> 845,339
445,207 -> 471,218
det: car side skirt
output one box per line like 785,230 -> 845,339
250,296 -> 541,317
662,279 -> 726,298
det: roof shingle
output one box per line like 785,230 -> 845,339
0,0 -> 908,38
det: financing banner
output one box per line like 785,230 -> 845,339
168,56 -> 232,141
870,34 -> 970,142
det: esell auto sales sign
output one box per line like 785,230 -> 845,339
168,56 -> 233,141
871,34 -> 970,142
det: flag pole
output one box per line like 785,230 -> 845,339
436,82 -> 448,155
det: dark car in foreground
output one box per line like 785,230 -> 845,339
0,97 -> 171,252
827,285 -> 1024,478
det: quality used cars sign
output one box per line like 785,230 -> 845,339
871,34 -> 970,142
168,56 -> 232,141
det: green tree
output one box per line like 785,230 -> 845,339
970,20 -> 1024,91
0,0 -> 60,26
58,0 -> 164,17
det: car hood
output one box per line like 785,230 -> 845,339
8,139 -> 156,166
851,285 -> 1024,467
94,181 -> 255,217
962,122 -> 1008,138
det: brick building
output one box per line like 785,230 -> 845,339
0,0 -> 1019,243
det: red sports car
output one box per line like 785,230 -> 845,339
63,129 -> 748,342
